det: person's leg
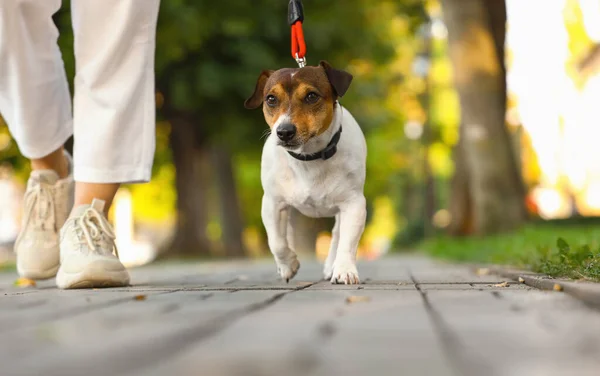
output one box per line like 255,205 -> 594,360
56,0 -> 160,289
74,183 -> 120,216
31,147 -> 69,179
0,0 -> 73,162
0,0 -> 75,279
72,0 -> 159,190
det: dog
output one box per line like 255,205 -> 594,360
244,60 -> 367,285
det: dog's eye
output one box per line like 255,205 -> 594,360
266,95 -> 278,107
305,92 -> 319,104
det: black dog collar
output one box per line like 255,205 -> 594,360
287,125 -> 342,161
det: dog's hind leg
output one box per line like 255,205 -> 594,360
262,196 -> 300,282
323,213 -> 340,280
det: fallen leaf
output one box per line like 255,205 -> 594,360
553,284 -> 563,292
518,277 -> 525,283
476,268 -> 490,276
345,296 -> 371,304
493,281 -> 509,288
133,294 -> 147,301
13,278 -> 36,287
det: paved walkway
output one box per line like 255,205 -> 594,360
2,255 -> 600,376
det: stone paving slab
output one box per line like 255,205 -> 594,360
4,290 -> 292,376
424,289 -> 600,376
1,254 -> 600,376
139,290 -> 451,376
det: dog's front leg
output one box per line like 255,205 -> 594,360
262,195 -> 300,282
323,213 -> 340,280
330,195 -> 366,284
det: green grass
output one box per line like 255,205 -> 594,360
421,223 -> 600,281
0,262 -> 15,273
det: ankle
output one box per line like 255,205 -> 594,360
31,149 -> 69,179
74,184 -> 120,216
71,201 -> 112,217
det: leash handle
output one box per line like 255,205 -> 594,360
288,0 -> 304,25
288,0 -> 306,67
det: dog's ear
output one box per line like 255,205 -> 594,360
244,70 -> 274,109
319,60 -> 353,98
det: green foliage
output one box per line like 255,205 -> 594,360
154,0 -> 427,228
421,223 -> 600,281
156,0 -> 424,141
524,238 -> 600,281
0,261 -> 15,273
1,1 -> 430,233
0,120 -> 30,183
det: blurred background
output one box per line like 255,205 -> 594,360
2,0 -> 600,274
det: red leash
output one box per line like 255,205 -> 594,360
288,0 -> 306,67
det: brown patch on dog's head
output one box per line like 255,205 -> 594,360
244,61 -> 353,148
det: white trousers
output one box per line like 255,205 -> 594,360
0,0 -> 160,183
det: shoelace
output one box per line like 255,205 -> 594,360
14,182 -> 56,252
72,207 -> 119,258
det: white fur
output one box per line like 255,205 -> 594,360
261,103 -> 367,284
273,113 -> 291,131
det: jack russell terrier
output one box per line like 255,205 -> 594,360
245,60 -> 367,285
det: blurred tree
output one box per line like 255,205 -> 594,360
164,110 -> 213,257
564,0 -> 595,86
6,0 -> 427,256
440,0 -> 526,235
155,0 -> 422,256
211,146 -> 246,257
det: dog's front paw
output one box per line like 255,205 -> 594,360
330,262 -> 360,285
276,255 -> 300,283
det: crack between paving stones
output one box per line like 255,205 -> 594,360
16,282 -> 317,376
0,289 -> 181,335
129,282 -> 317,361
410,272 -> 490,376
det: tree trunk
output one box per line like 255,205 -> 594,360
423,146 -> 436,237
448,127 -> 473,235
441,0 -> 526,235
485,0 -> 527,202
164,114 -> 213,257
420,32 -> 436,237
211,147 -> 246,258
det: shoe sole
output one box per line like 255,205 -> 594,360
56,263 -> 130,289
17,264 -> 60,280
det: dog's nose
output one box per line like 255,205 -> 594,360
277,123 -> 297,141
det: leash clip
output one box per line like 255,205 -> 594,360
295,54 -> 306,68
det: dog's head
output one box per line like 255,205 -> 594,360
244,61 -> 352,149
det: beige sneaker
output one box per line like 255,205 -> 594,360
56,199 -> 129,289
15,155 -> 74,280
